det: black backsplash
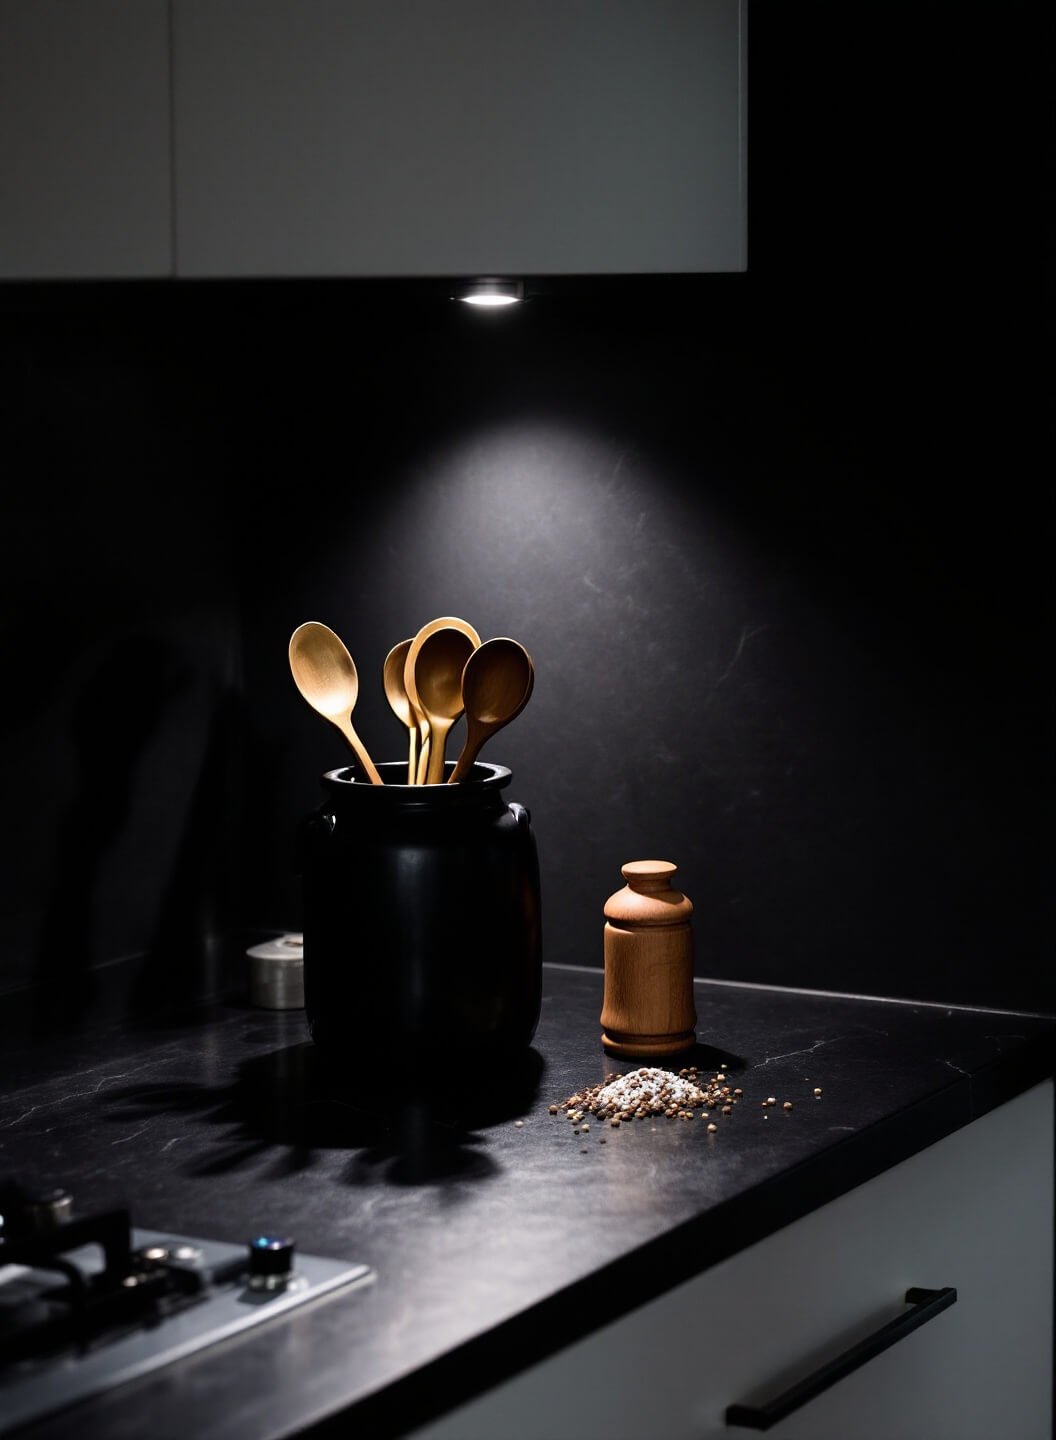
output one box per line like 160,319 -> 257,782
2,3 -> 1051,1029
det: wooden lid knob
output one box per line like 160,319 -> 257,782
605,860 -> 692,924
621,860 -> 678,892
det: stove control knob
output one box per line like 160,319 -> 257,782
247,1235 -> 295,1291
26,1188 -> 73,1234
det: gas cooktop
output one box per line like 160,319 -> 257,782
0,1181 -> 371,1436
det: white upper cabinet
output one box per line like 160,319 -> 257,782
0,2 -> 745,281
0,1 -> 172,279
171,0 -> 746,278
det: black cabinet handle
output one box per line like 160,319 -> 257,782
725,1286 -> 957,1431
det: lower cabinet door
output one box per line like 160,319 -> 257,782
408,1080 -> 1053,1440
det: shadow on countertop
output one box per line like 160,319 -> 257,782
100,1038 -> 546,1188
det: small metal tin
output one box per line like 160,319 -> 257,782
247,933 -> 305,1010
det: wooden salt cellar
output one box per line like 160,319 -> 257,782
600,860 -> 697,1058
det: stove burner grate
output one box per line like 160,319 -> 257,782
0,1183 -> 370,1436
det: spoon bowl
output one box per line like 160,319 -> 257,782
289,621 -> 383,785
449,638 -> 535,783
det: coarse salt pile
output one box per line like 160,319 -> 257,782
551,1065 -> 741,1126
597,1069 -> 708,1113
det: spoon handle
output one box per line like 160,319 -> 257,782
407,725 -> 419,786
425,716 -> 454,784
416,726 -> 431,785
448,720 -> 490,784
336,714 -> 384,785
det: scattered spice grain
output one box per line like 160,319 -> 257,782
552,1065 -> 731,1134
547,1064 -> 828,1143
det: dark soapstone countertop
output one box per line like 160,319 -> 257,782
1,964 -> 1053,1440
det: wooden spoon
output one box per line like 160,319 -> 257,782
405,617 -> 481,784
383,638 -> 426,785
448,638 -> 535,783
288,621 -> 383,785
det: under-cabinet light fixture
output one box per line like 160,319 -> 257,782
454,278 -> 524,308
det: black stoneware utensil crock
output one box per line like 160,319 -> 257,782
297,761 -> 542,1066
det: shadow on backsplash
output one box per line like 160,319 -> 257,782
29,634 -> 192,1034
97,1039 -> 546,1187
21,632 -> 244,1044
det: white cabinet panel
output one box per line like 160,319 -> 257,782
172,0 -> 746,278
410,1081 -> 1053,1440
0,0 -> 171,278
